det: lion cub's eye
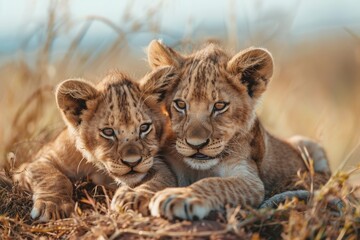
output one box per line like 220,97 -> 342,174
140,123 -> 151,133
100,128 -> 116,139
173,99 -> 186,112
212,101 -> 229,115
139,122 -> 152,137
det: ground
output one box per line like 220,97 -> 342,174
1,168 -> 359,239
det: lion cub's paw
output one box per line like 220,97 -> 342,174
31,198 -> 74,222
111,186 -> 153,216
149,188 -> 211,221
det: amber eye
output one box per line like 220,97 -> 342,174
173,99 -> 186,112
213,101 -> 229,113
100,128 -> 116,139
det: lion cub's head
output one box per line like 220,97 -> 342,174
56,70 -> 170,187
147,40 -> 273,170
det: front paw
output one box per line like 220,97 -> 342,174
31,197 -> 74,222
111,186 -> 153,216
149,188 -> 211,220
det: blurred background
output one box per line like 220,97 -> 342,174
1,0 -> 359,182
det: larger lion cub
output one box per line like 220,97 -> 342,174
12,70 -> 176,222
145,41 -> 331,220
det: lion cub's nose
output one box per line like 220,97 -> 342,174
185,138 -> 210,150
121,145 -> 142,167
121,156 -> 142,167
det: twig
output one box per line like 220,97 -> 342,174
109,226 -> 230,239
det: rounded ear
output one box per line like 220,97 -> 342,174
140,66 -> 178,106
147,40 -> 184,69
227,47 -> 274,99
56,79 -> 99,127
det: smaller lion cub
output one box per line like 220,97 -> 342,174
12,70 -> 176,222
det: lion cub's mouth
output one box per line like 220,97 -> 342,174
110,169 -> 142,178
126,170 -> 139,175
190,153 -> 214,160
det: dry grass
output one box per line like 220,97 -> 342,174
1,2 -> 360,239
1,167 -> 359,239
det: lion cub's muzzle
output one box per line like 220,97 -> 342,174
180,122 -> 217,160
176,137 -> 225,170
185,138 -> 214,160
176,137 -> 225,160
108,143 -> 153,186
120,144 -> 143,168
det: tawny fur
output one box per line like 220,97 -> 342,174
12,71 -> 177,222
145,40 -> 331,220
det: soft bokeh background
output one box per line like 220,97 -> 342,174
1,0 -> 359,183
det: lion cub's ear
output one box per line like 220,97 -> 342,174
227,47 -> 273,99
56,79 -> 99,127
140,66 -> 178,107
147,40 -> 184,69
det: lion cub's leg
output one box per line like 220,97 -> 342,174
111,161 -> 177,215
13,159 -> 74,222
288,135 -> 331,174
149,161 -> 264,220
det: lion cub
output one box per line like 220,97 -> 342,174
12,70 -> 176,222
144,40 -> 331,220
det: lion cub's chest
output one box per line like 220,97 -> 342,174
177,168 -> 219,186
177,160 -> 245,187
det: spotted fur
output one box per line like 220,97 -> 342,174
12,70 -> 176,222
145,40 -> 331,220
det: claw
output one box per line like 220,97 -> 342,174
30,208 -> 41,219
30,198 -> 74,222
111,187 -> 153,215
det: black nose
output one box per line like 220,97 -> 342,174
121,157 -> 142,167
185,139 -> 210,150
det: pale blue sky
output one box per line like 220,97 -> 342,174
0,0 -> 359,57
